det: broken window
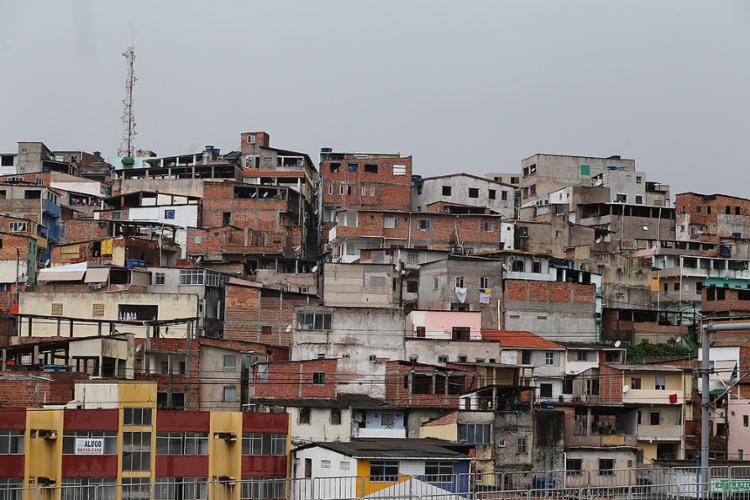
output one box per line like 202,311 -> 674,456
364,164 -> 378,173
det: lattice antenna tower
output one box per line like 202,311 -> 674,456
118,47 -> 137,157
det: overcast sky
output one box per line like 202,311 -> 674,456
1,1 -> 748,196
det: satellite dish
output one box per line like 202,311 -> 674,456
593,179 -> 603,187
642,225 -> 649,231
501,263 -> 510,272
595,236 -> 603,244
674,337 -> 683,344
623,385 -> 630,393
285,325 -> 292,333
135,344 -> 142,352
311,265 -> 318,273
614,340 -> 621,348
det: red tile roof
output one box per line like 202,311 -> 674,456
481,330 -> 563,350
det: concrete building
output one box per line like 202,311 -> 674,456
417,257 -> 503,329
411,173 -> 514,218
520,154 -> 636,206
0,381 -> 289,499
322,263 -> 399,308
328,209 -> 503,262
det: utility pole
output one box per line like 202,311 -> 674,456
15,248 -> 20,307
118,47 -> 137,157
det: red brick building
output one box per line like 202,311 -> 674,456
250,359 -> 338,400
676,192 -> 750,244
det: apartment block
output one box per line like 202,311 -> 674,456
411,173 -> 515,218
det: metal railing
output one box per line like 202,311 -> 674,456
5,467 -> 750,499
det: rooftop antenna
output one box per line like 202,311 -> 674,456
118,46 -> 137,157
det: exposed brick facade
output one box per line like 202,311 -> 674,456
251,358 -> 337,399
321,154 -> 412,212
223,281 -> 317,346
504,279 -> 595,304
384,361 -> 482,408
0,371 -> 88,407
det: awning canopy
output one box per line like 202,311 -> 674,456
38,269 -> 86,282
84,268 -> 110,283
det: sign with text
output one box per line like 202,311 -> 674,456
74,438 -> 104,455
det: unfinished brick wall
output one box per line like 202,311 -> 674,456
321,155 -> 413,212
383,361 -> 480,408
597,365 -> 624,404
224,283 -> 315,346
0,372 -> 87,407
252,359 -> 337,399
504,280 -> 595,303
62,218 -> 111,244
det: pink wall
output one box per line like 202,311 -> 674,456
406,311 -> 482,340
728,397 -> 750,460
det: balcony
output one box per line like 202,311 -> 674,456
564,423 -> 636,448
637,424 -> 682,441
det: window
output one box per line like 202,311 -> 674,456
406,280 -> 418,293
179,269 -> 204,285
483,222 -> 494,232
655,375 -> 666,390
261,325 -> 272,336
517,436 -> 528,454
364,164 -> 378,173
223,355 -> 236,369
545,352 -> 555,365
417,219 -> 431,231
745,415 -> 749,427
9,222 -> 27,232
392,165 -> 406,176
438,355 -> 449,363
369,275 -> 386,287
329,162 -> 340,173
567,459 -> 583,475
370,461 -> 399,482
636,176 -> 643,184
650,412 -> 660,425
433,277 -> 439,290
501,190 -> 508,201
663,283 -> 669,294
425,462 -> 453,483
522,351 -> 532,365
631,377 -> 642,390
296,312 -> 332,330
635,195 -> 643,204
361,184 -> 368,196
458,423 -> 492,444
155,478 -> 207,500
313,372 -> 326,385
299,408 -> 311,424
339,184 -> 345,195
468,188 -> 479,198
580,165 -> 590,176
615,193 -> 627,203
241,433 -> 286,455
223,386 -> 236,402
598,459 -> 615,476
696,281 -> 703,293
347,163 -> 358,172
156,432 -> 208,455
326,408 -> 342,426
164,209 -> 175,220
452,327 -> 471,341
540,383 -> 553,398
51,303 -> 63,316
480,276 -> 490,289
442,186 -> 452,196
0,430 -> 24,454
154,272 -> 165,285
415,326 -> 426,338
383,217 -> 396,229
455,276 -> 464,288
124,408 -> 152,426
327,183 -> 333,195
740,450 -> 745,461
122,431 -> 151,471
92,303 -> 105,317
193,234 -> 202,244
532,261 -> 542,273
673,282 -> 680,291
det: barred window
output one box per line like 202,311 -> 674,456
62,478 -> 116,500
155,478 -> 207,500
0,478 -> 22,500
458,423 -> 492,444
92,303 -> 105,317
122,478 -> 150,500
241,479 -> 285,499
51,303 -> 63,316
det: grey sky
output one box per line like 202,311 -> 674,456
1,0 -> 748,196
